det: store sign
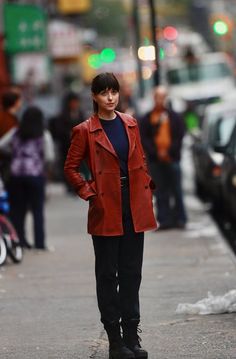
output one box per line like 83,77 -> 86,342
12,54 -> 50,85
48,20 -> 81,58
58,0 -> 91,14
3,3 -> 47,53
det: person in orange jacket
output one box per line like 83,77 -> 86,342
64,73 -> 157,359
139,86 -> 187,229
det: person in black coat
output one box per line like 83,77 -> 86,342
49,92 -> 89,191
139,86 -> 187,229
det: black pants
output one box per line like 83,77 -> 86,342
148,161 -> 187,226
7,175 -> 45,248
92,182 -> 144,325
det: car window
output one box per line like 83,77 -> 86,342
167,62 -> 232,85
203,113 -> 220,144
212,116 -> 236,147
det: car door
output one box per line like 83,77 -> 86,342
221,124 -> 236,220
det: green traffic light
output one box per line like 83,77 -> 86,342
88,54 -> 102,69
100,48 -> 116,63
213,20 -> 228,35
160,47 -> 165,60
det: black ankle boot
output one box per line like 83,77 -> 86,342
104,322 -> 135,359
122,320 -> 148,359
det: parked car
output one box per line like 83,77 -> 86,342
165,52 -> 235,122
217,123 -> 236,221
192,101 -> 236,205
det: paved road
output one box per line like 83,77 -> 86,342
0,141 -> 236,358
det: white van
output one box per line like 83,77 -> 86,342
165,52 -> 235,113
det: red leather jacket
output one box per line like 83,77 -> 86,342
64,111 -> 157,236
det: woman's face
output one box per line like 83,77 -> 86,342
93,88 -> 119,113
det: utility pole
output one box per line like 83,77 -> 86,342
148,0 -> 160,86
132,0 -> 145,98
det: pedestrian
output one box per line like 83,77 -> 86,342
0,88 -> 22,183
139,85 -> 187,229
0,106 -> 55,249
0,88 -> 22,137
64,72 -> 157,359
117,81 -> 136,116
49,91 -> 89,191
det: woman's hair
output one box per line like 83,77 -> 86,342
18,106 -> 44,141
91,72 -> 120,113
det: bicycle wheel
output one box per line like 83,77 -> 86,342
0,215 -> 23,263
0,236 -> 7,265
7,238 -> 23,263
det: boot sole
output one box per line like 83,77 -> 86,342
130,352 -> 148,359
109,355 -> 135,359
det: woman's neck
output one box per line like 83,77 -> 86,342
98,110 -> 116,121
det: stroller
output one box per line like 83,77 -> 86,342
0,176 -> 23,265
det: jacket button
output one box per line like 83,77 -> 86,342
101,192 -> 104,196
145,185 -> 148,189
99,171 -> 102,175
140,166 -> 143,169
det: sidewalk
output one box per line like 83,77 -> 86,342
0,145 -> 236,358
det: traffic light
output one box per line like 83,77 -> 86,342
100,48 -> 116,63
163,26 -> 178,41
87,48 -> 116,68
138,46 -> 165,61
210,13 -> 233,37
88,53 -> 102,69
213,20 -> 228,36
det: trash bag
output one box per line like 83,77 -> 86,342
176,289 -> 236,315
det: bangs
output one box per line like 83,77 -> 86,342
91,72 -> 120,94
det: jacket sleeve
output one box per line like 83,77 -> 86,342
43,130 -> 55,163
0,127 -> 16,150
169,111 -> 186,161
64,124 -> 96,201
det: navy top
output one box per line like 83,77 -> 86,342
100,115 -> 129,176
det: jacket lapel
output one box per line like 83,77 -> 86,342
89,114 -> 118,157
117,111 -> 137,159
89,112 -> 137,159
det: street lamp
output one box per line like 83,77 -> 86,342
132,0 -> 145,98
148,0 -> 160,86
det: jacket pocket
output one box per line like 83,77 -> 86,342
145,173 -> 156,191
88,179 -> 97,195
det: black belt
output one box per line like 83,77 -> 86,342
120,176 -> 129,187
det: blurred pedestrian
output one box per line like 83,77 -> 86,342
49,91 -> 89,191
0,106 -> 55,249
139,85 -> 187,229
64,72 -> 157,359
0,88 -> 22,136
0,88 -> 22,183
117,81 -> 136,116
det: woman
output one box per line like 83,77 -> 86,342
64,73 -> 157,359
0,106 -> 55,249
